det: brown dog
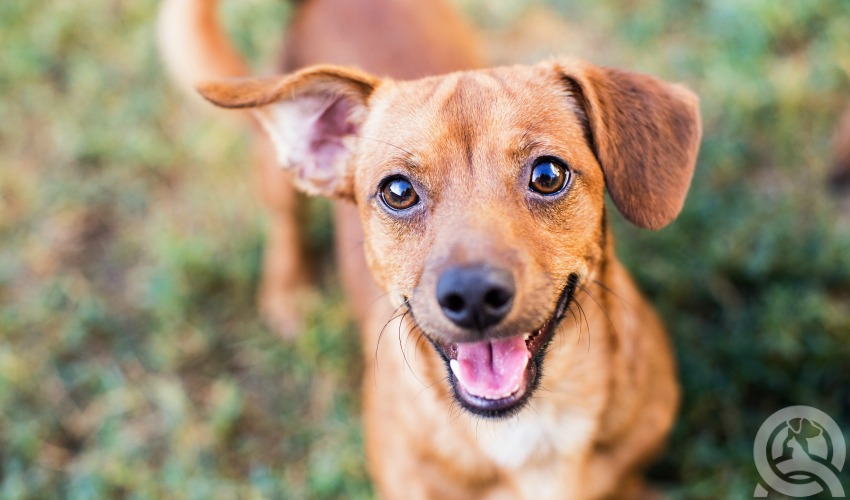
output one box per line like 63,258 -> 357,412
159,1 -> 701,498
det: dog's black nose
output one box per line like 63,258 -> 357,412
436,265 -> 515,330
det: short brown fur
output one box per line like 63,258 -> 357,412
159,1 -> 701,498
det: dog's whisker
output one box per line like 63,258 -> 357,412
374,299 -> 410,379
356,135 -> 416,158
574,302 -> 592,353
577,300 -> 591,338
403,320 -> 423,364
362,287 -> 403,319
412,329 -> 427,362
397,309 -> 431,387
568,300 -> 592,352
403,320 -> 416,360
554,320 -> 567,352
413,375 -> 449,401
379,299 -> 409,330
535,383 -> 553,394
364,289 -> 407,341
567,305 -> 582,345
376,302 -> 406,342
518,122 -> 535,146
447,399 -> 465,424
404,325 -> 432,385
579,284 -> 617,337
396,309 -> 412,369
405,325 -> 417,362
591,278 -> 632,310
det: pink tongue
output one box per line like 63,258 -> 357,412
450,336 -> 530,400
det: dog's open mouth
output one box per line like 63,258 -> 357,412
428,274 -> 578,418
442,318 -> 556,417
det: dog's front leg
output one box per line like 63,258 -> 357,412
254,136 -> 314,338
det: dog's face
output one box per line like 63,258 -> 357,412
352,69 -> 606,416
199,60 -> 701,417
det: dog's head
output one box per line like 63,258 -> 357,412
198,60 -> 701,417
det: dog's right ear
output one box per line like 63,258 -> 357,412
196,65 -> 380,200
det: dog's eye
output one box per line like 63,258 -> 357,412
380,176 -> 419,211
529,158 -> 570,195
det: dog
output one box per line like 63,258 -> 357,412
159,0 -> 702,498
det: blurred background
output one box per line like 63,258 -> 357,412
2,0 -> 849,497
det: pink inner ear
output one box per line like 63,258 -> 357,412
307,97 -> 358,181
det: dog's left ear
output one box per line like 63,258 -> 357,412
554,60 -> 702,230
196,65 -> 380,200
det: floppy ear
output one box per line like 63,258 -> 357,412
554,59 -> 702,230
196,65 -> 380,199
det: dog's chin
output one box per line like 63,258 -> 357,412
425,274 -> 578,419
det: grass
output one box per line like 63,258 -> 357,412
1,0 -> 848,497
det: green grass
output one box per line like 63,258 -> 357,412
1,0 -> 849,497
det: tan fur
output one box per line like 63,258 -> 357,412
160,1 -> 701,497
157,0 -> 247,98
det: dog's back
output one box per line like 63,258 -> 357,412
283,0 -> 483,77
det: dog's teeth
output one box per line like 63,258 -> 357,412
523,333 -> 531,340
449,359 -> 461,378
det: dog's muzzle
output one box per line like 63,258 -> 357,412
425,273 -> 579,418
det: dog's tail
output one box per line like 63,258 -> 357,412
157,0 -> 249,99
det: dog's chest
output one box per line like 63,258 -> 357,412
471,409 -> 596,470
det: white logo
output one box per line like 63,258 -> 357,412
754,405 -> 846,497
